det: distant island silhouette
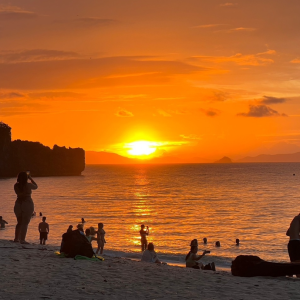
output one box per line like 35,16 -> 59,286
0,122 -> 85,177
214,157 -> 232,164
86,151 -> 300,164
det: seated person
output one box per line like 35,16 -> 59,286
185,246 -> 215,271
85,228 -> 96,243
141,242 -> 161,264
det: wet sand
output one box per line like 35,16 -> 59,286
0,239 -> 299,299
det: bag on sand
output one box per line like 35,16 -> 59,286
60,229 -> 94,258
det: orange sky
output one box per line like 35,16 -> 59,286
1,0 -> 300,161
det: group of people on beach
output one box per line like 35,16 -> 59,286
10,171 -> 300,274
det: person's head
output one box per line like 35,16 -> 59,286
68,225 -> 73,229
141,224 -> 145,229
147,242 -> 154,251
42,216 -> 46,222
190,239 -> 198,247
215,241 -> 221,247
85,228 -> 91,236
77,224 -> 83,232
17,172 -> 28,186
98,223 -> 103,229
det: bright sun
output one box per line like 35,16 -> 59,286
126,141 -> 157,156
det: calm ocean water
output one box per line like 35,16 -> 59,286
1,163 -> 300,269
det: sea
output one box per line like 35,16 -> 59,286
1,163 -> 300,271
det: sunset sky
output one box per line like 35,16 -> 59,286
1,0 -> 300,161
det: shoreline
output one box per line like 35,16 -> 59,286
0,239 -> 300,299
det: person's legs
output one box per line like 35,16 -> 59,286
14,200 -> 22,242
19,200 -> 34,243
288,240 -> 300,277
100,246 -> 104,254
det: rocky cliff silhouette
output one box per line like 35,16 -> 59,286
0,122 -> 85,177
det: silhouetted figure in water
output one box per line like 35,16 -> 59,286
215,241 -> 221,247
203,237 -> 207,244
0,216 -> 8,229
14,172 -> 38,244
140,224 -> 149,251
39,212 -> 42,216
81,218 -> 86,223
236,238 -> 240,246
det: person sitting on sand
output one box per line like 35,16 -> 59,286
0,216 -> 8,229
185,246 -> 215,271
286,213 -> 300,277
38,216 -> 49,245
141,242 -> 162,264
96,223 -> 106,255
77,223 -> 84,235
85,228 -> 96,244
140,224 -> 149,251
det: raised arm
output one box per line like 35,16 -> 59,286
28,175 -> 38,189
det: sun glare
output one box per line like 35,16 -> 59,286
126,141 -> 157,156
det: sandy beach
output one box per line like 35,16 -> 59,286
0,239 -> 299,300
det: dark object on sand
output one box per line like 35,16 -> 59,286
203,237 -> 207,244
60,229 -> 94,258
236,238 -> 240,246
215,241 -> 220,247
231,255 -> 300,277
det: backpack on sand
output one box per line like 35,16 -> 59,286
60,229 -> 94,258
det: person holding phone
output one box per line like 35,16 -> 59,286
13,171 -> 38,244
140,224 -> 149,251
185,246 -> 215,271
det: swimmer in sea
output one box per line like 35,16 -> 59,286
0,216 -> 8,229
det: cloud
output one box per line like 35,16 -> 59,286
74,17 -> 116,26
290,58 -> 300,64
193,24 -> 226,29
193,50 -> 276,66
200,108 -> 221,117
260,96 -> 286,104
0,55 -> 203,89
0,92 -> 24,99
180,134 -> 202,140
0,49 -> 80,63
220,3 -> 237,7
0,6 -> 37,20
237,105 -> 287,117
229,27 -> 256,32
157,109 -> 172,117
115,108 -> 134,117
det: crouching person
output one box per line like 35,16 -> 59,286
185,246 -> 215,271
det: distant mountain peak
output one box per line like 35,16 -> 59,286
214,156 -> 232,163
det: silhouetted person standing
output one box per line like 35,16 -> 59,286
14,172 -> 38,244
286,213 -> 300,277
39,216 -> 49,245
140,224 -> 149,251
